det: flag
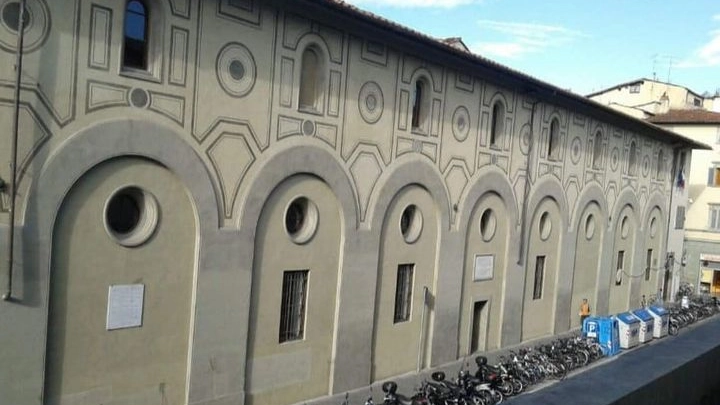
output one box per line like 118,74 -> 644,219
677,168 -> 685,190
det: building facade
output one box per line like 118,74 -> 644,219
0,1 -> 703,405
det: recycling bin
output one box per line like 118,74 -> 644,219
647,305 -> 669,338
583,316 -> 620,356
616,312 -> 640,349
631,308 -> 655,343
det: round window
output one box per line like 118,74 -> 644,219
1,2 -> 30,32
479,209 -> 497,242
400,204 -> 423,244
104,186 -> 159,247
585,214 -> 596,240
285,197 -> 319,244
539,211 -> 552,241
621,216 -> 630,239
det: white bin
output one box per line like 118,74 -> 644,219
647,305 -> 669,338
616,312 -> 640,349
631,309 -> 655,343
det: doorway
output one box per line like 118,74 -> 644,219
470,300 -> 488,353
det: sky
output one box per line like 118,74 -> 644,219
342,0 -> 720,96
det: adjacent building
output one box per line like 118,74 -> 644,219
0,1 -> 705,404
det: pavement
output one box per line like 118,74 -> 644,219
505,315 -> 720,405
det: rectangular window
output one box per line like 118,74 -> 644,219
279,270 -> 309,343
615,251 -> 625,286
394,264 -> 414,323
533,256 -> 545,300
707,166 -> 720,186
645,249 -> 653,281
629,84 -> 640,93
675,206 -> 686,229
709,205 -> 720,231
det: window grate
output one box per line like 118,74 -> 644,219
645,249 -> 653,281
533,256 -> 545,300
279,270 -> 309,343
615,251 -> 625,286
394,264 -> 414,323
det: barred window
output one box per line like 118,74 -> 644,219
533,256 -> 545,300
645,249 -> 653,281
615,251 -> 625,286
394,264 -> 414,323
279,270 -> 309,343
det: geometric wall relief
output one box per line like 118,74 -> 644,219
396,136 -> 437,162
0,102 -> 50,212
570,137 -> 582,165
606,182 -> 618,216
217,0 -> 260,26
169,0 -> 191,19
0,0 -> 50,52
584,170 -> 604,186
454,73 -> 473,93
86,81 -> 130,113
361,39 -> 388,67
277,115 -> 338,149
538,162 -> 562,180
349,146 -> 383,222
451,106 -> 470,142
444,160 -> 469,224
207,131 -> 256,218
622,177 -> 638,191
512,171 -> 526,226
518,123 -> 531,155
169,26 -> 189,86
216,42 -> 257,98
638,187 -> 648,214
88,5 -> 112,71
565,177 -> 580,218
358,81 -> 384,124
610,147 -> 620,172
148,92 -> 185,126
641,154 -> 651,178
477,151 -> 509,174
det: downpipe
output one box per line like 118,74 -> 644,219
4,0 -> 26,301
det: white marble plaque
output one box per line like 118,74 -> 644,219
106,284 -> 145,330
473,254 -> 494,281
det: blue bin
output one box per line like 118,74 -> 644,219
583,317 -> 620,356
631,309 -> 655,343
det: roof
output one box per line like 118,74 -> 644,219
273,0 -> 711,150
648,109 -> 720,125
586,77 -> 704,100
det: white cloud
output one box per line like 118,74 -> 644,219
470,20 -> 585,59
343,0 -> 477,8
677,20 -> 720,68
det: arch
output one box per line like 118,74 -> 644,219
525,177 -> 570,230
299,46 -> 324,111
641,192 -> 667,232
548,116 -> 561,160
456,166 -> 519,233
366,156 -> 452,233
490,99 -> 506,147
235,142 -> 359,235
570,183 -> 608,230
609,187 -> 639,228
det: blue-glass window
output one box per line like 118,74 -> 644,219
123,1 -> 148,69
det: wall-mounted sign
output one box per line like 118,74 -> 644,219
473,254 -> 494,281
106,284 -> 145,330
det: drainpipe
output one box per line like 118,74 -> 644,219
4,0 -> 27,301
663,146 -> 682,302
517,98 -> 541,266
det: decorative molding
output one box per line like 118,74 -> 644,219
169,0 -> 191,19
454,73 -> 473,93
328,70 -> 341,117
397,90 -> 409,131
315,123 -> 337,148
148,91 -> 185,126
358,81 -> 384,124
451,106 -> 470,142
88,4 -> 112,71
217,0 -> 260,27
86,80 -> 130,113
0,0 -> 50,53
169,26 -> 189,86
279,57 -> 294,107
207,132 -> 256,218
444,160 -> 470,224
277,115 -> 303,140
216,42 -> 257,98
360,39 -> 387,67
349,148 -> 383,222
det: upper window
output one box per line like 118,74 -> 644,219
629,84 -> 640,94
708,165 -> 720,186
592,130 -> 603,169
411,78 -> 429,131
628,141 -> 638,176
299,47 -> 323,112
123,1 -> 149,70
490,101 -> 505,147
548,118 -> 560,160
709,205 -> 720,232
279,270 -> 309,343
656,149 -> 665,180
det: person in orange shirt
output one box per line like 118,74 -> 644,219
579,298 -> 591,326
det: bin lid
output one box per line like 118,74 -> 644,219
616,312 -> 640,324
631,309 -> 653,321
648,305 -> 667,316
